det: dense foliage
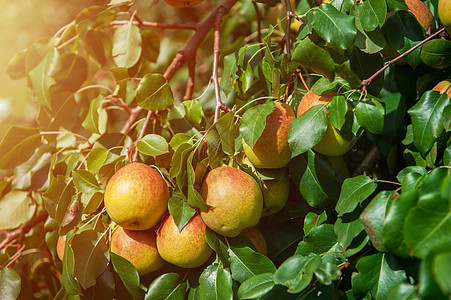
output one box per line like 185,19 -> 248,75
0,0 -> 450,299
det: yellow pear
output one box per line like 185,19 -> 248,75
104,163 -> 169,231
200,166 -> 264,237
439,0 -> 451,33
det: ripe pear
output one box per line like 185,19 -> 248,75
243,101 -> 296,169
110,226 -> 165,276
156,214 -> 213,268
241,227 -> 267,255
297,91 -> 354,157
439,0 -> 451,33
163,0 -> 203,8
104,163 -> 169,231
405,0 -> 436,31
261,170 -> 290,216
56,236 -> 66,261
200,166 -> 264,237
432,79 -> 451,98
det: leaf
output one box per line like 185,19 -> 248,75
72,229 -> 109,290
420,39 -> 451,69
168,191 -> 196,232
205,228 -> 230,267
198,262 -> 233,300
60,231 -> 82,296
82,95 -> 104,135
145,273 -> 185,300
408,91 -> 450,156
43,176 -> 75,223
87,146 -> 109,173
288,104 -> 328,157
28,47 -> 58,108
72,171 -> 101,197
292,37 -> 335,81
360,191 -> 391,252
0,126 -> 41,170
112,23 -> 142,68
352,253 -> 407,300
386,283 -> 419,300
334,216 -> 364,250
358,0 -> 387,31
183,100 -> 204,126
304,211 -> 327,236
228,247 -> 276,283
306,3 -> 356,50
328,96 -> 348,130
336,175 -> 377,216
215,112 -> 237,156
239,101 -> 275,147
349,47 -> 384,96
0,268 -> 21,300
137,134 -> 169,156
296,224 -> 338,256
0,191 -> 36,230
355,97 -> 385,134
137,73 -> 174,111
274,254 -> 322,293
237,273 -> 275,300
110,252 -> 144,300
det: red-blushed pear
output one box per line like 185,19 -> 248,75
110,226 -> 165,276
104,163 -> 169,231
439,0 -> 451,33
297,91 -> 354,157
200,166 -> 264,237
156,214 -> 213,268
241,227 -> 268,256
56,236 -> 66,261
243,101 -> 296,169
405,0 -> 436,31
163,0 -> 203,8
432,79 -> 451,98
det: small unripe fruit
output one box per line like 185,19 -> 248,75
156,214 -> 213,268
104,163 -> 169,231
111,226 -> 165,276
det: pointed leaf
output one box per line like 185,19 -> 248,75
72,170 -> 102,194
355,97 -> 385,134
145,273 -> 185,300
110,252 -> 144,300
0,126 -> 41,170
137,134 -> 169,156
112,23 -> 142,68
228,247 -> 276,283
82,95 -> 104,135
28,47 -> 58,108
237,273 -> 275,300
336,175 -> 377,216
168,191 -> 196,232
239,101 -> 275,147
0,267 -> 21,300
137,74 -> 174,111
198,263 -> 233,300
0,191 -> 36,230
358,0 -> 387,31
43,176 -> 76,223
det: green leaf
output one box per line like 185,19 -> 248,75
306,4 -> 356,50
418,242 -> 449,299
328,96 -> 348,130
274,254 -> 321,294
43,175 -> 76,223
137,74 -> 174,111
112,23 -> 142,68
304,211 -> 327,236
420,39 -> 451,69
169,133 -> 193,151
292,37 -> 335,81
352,253 -> 407,300
111,252 -> 143,300
296,224 -> 338,256
72,229 -> 109,290
386,283 -> 419,300
205,228 -> 230,268
72,169 -> 102,194
336,175 -> 377,216
334,216 -> 364,250
239,101 -> 275,147
215,112 -> 237,156
198,263 -> 233,300
186,153 -> 209,210
237,273 -> 275,300
355,97 -> 385,134
408,91 -> 450,156
349,47 -> 384,96
288,104 -> 328,157
82,95 -> 105,135
358,0 -> 387,31
360,191 -> 391,252
145,273 -> 185,300
183,100 -> 204,126
28,47 -> 58,108
0,268 -> 21,300
168,191 -> 196,232
228,247 -> 276,283
87,146 -> 109,173
137,134 -> 169,156
60,231 -> 82,296
0,191 -> 36,230
0,126 -> 41,170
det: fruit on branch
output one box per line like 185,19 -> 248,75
56,236 -> 66,261
111,226 -> 165,275
432,79 -> 451,98
104,163 -> 169,231
243,102 -> 296,169
297,91 -> 354,157
261,169 -> 290,216
405,0 -> 436,31
200,166 -> 264,237
439,0 -> 451,33
156,214 -> 213,268
241,226 -> 267,255
163,0 -> 203,8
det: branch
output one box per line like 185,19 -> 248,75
282,0 -> 293,54
184,59 -> 197,101
110,20 -> 197,30
360,28 -> 446,93
352,145 -> 383,177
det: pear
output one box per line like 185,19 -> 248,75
243,101 -> 296,169
104,163 -> 169,231
110,226 -> 165,276
439,0 -> 451,33
156,214 -> 213,268
262,170 -> 291,216
297,91 -> 354,157
200,166 -> 263,237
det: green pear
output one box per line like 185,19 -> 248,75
110,226 -> 165,276
104,163 -> 169,230
243,101 -> 296,169
200,166 -> 263,237
156,214 -> 213,268
262,170 -> 290,216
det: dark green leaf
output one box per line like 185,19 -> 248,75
334,216 -> 364,250
110,252 -> 144,300
198,263 -> 233,300
137,134 -> 169,156
420,39 -> 451,69
137,74 -> 174,111
239,101 -> 275,147
237,273 -> 275,300
328,96 -> 348,130
386,283 -> 419,300
205,228 -> 230,267
296,224 -> 338,256
355,97 -> 385,134
168,191 -> 196,232
349,47 -> 384,96
228,247 -> 276,283
359,0 -> 387,31
336,175 -> 377,216
145,273 -> 185,300
0,268 -> 21,300
304,211 -> 327,236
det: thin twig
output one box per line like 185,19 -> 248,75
282,0 -> 293,54
184,59 -> 197,101
132,111 -> 156,162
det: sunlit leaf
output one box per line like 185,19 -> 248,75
168,191 -> 196,232
72,170 -> 102,194
0,265 -> 21,300
358,0 -> 386,31
237,273 -> 275,300
145,273 -> 185,300
228,247 -> 276,283
136,134 -> 169,156
336,175 -> 377,216
137,73 -> 174,111
239,101 -> 275,147
0,126 -> 41,170
110,252 -> 144,300
28,47 -> 58,108
112,23 -> 142,68
0,191 -> 36,230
